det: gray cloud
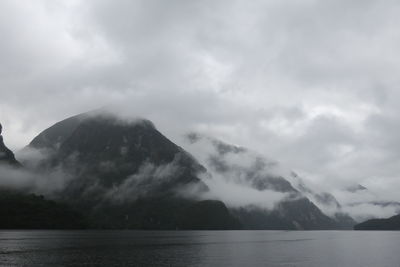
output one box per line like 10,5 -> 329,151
1,0 -> 400,216
181,134 -> 292,210
0,163 -> 73,196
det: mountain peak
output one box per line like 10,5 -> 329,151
29,110 -> 154,151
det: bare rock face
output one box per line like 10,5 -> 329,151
0,123 -> 20,166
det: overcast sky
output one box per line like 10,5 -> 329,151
1,0 -> 400,196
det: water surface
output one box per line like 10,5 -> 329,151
0,230 -> 399,266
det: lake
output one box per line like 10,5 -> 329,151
0,230 -> 399,266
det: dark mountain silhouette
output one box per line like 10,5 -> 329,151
3,111 -> 355,229
354,214 -> 400,230
0,123 -> 21,166
29,112 -> 206,199
25,111 -> 238,229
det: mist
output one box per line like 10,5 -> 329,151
179,133 -> 296,210
2,107 -> 399,222
0,164 -> 72,196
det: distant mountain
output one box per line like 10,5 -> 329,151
185,132 -> 298,193
290,172 -> 341,208
9,110 -> 355,230
0,123 -> 21,166
232,199 -> 339,230
183,133 -> 355,229
288,172 -> 356,228
354,214 -> 400,230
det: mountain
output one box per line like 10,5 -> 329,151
288,172 -> 356,228
17,110 -> 354,229
28,112 -> 206,199
232,198 -> 340,230
183,133 -> 355,229
0,112 -> 358,230
354,214 -> 400,230
0,123 -> 21,166
25,111 -> 239,229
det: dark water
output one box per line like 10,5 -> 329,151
0,230 -> 399,267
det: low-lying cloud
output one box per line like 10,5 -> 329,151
181,133 -> 294,210
0,164 -> 73,196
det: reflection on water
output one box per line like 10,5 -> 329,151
0,230 -> 399,266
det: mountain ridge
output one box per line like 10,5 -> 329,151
2,111 -> 357,229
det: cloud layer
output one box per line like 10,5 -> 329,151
1,0 -> 400,204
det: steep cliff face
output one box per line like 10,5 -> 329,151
0,123 -> 20,166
